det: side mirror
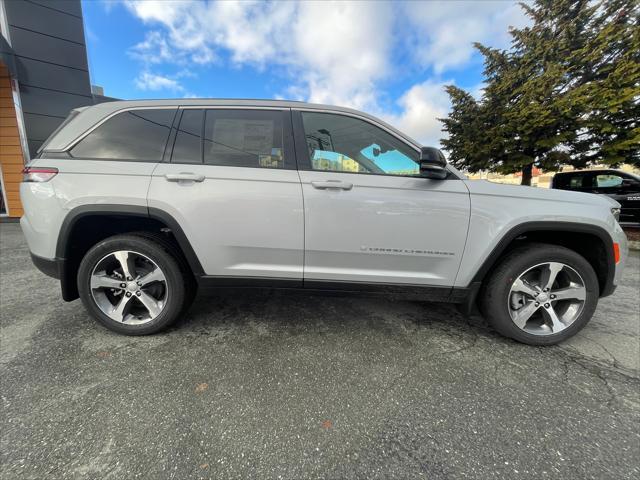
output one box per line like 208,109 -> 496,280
419,147 -> 448,180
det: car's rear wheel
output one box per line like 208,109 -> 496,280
78,234 -> 186,335
480,243 -> 599,345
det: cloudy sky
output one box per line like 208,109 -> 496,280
83,0 -> 530,146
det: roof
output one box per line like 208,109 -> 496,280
44,98 -> 421,152
554,169 -> 627,176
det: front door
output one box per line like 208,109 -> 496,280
148,107 -> 304,282
294,110 -> 470,288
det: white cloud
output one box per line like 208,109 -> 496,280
289,2 -> 392,109
126,1 -> 216,63
124,0 -> 391,110
134,71 -> 184,92
401,1 -> 530,73
382,80 -> 453,147
122,0 -> 529,144
130,31 -> 174,64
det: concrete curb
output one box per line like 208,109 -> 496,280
628,241 -> 640,252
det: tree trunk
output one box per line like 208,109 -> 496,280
521,163 -> 533,186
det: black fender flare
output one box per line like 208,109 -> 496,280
470,220 -> 616,294
56,204 -> 204,300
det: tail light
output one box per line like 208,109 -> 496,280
613,242 -> 620,264
22,167 -> 58,183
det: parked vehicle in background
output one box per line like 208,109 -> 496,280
551,169 -> 640,225
20,100 -> 628,345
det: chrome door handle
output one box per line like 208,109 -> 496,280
164,173 -> 205,183
310,180 -> 353,190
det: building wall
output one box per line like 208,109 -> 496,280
0,64 -> 24,217
0,0 -> 95,217
3,0 -> 93,157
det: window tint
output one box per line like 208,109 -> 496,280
596,174 -> 623,188
71,109 -> 175,161
204,110 -> 284,168
172,110 -> 203,164
569,176 -> 588,189
300,112 -> 419,176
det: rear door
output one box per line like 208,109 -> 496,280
293,110 -> 470,288
148,107 -> 304,282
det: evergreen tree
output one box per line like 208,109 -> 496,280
440,0 -> 640,185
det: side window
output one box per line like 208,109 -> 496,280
595,174 -> 623,188
203,110 -> 284,168
300,112 -> 419,176
171,109 -> 203,164
569,176 -> 586,189
70,109 -> 175,161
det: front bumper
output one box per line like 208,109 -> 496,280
613,225 -> 628,285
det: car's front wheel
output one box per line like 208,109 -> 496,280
480,243 -> 599,345
77,234 -> 186,335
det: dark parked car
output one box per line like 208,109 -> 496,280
551,169 -> 640,225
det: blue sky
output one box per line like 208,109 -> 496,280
82,1 -> 529,146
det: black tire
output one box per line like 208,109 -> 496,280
479,243 -> 599,346
77,234 -> 187,335
128,231 -> 198,315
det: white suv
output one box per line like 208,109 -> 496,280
20,99 -> 627,345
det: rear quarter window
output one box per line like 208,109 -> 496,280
70,108 -> 176,161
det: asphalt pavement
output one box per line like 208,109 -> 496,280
1,223 -> 638,479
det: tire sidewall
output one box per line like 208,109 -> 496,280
78,235 -> 185,335
483,245 -> 599,345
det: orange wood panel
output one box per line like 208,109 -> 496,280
0,71 -> 25,217
1,145 -> 21,155
3,170 -> 23,181
0,127 -> 18,136
5,191 -> 21,203
1,154 -> 24,164
0,117 -> 17,127
0,136 -> 20,145
3,160 -> 22,169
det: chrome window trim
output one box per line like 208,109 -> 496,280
179,106 -> 287,110
62,106 -> 288,153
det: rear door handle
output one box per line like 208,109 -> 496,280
310,180 -> 353,190
164,173 -> 205,183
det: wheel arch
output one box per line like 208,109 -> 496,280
56,205 -> 203,301
470,221 -> 616,301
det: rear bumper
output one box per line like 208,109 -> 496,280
30,253 -> 62,279
29,253 -> 78,301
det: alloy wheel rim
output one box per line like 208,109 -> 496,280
508,261 -> 586,336
90,250 -> 168,325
